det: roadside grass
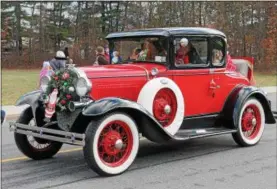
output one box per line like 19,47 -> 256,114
1,69 -> 276,105
2,69 -> 40,105
254,72 -> 277,87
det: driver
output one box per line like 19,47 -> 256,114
176,38 -> 203,65
176,38 -> 190,64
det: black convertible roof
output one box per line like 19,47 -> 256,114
106,27 -> 226,39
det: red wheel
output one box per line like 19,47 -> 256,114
241,105 -> 261,140
98,120 -> 133,167
84,113 -> 139,176
232,98 -> 265,146
153,88 -> 177,127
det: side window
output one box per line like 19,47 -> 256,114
211,37 -> 226,67
174,37 -> 208,67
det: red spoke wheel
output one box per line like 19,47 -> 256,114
153,88 -> 177,127
98,121 -> 133,167
84,113 -> 139,176
232,98 -> 265,146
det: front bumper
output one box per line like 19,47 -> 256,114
10,122 -> 85,146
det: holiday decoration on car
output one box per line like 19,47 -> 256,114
44,69 -> 79,112
44,88 -> 59,121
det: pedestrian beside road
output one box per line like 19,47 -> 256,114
1,109 -> 6,124
49,50 -> 67,71
93,46 -> 109,66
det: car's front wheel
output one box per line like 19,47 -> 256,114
14,108 -> 63,160
83,112 -> 139,176
232,98 -> 265,147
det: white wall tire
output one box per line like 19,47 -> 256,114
137,77 -> 184,135
83,113 -> 139,176
232,98 -> 265,146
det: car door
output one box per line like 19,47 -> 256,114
208,36 -> 242,113
171,36 -> 216,117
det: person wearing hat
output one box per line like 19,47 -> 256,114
176,38 -> 203,65
176,38 -> 191,64
49,50 -> 67,71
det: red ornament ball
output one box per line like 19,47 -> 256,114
62,72 -> 70,80
66,94 -> 72,99
54,76 -> 59,80
60,99 -> 67,105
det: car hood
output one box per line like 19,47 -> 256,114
78,63 -> 167,79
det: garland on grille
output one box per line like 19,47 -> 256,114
44,69 -> 79,112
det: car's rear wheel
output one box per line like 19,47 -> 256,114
232,98 -> 265,146
83,112 -> 139,176
14,108 -> 63,160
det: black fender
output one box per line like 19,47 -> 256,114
82,97 -> 173,142
222,85 -> 276,128
15,90 -> 42,124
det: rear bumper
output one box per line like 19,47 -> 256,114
9,122 -> 85,146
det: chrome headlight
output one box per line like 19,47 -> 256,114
40,76 -> 51,92
75,77 -> 92,96
72,67 -> 92,97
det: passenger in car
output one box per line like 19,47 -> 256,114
176,38 -> 190,65
176,38 -> 202,65
138,40 -> 150,61
129,48 -> 142,60
212,49 -> 223,65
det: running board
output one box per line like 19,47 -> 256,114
9,122 -> 85,146
172,127 -> 237,141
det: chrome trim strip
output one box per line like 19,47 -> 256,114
87,74 -> 146,79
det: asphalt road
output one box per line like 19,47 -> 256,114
1,93 -> 276,189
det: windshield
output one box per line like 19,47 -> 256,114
109,37 -> 168,64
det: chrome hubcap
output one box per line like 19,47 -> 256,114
114,139 -> 123,150
252,118 -> 257,126
164,105 -> 171,115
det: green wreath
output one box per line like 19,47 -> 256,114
44,69 -> 79,112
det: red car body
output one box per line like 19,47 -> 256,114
81,63 -> 251,116
11,27 -> 276,176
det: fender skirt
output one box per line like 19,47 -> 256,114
222,85 -> 276,128
82,97 -> 174,142
15,90 -> 42,124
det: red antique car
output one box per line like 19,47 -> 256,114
10,27 -> 276,176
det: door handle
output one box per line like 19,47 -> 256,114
210,79 -> 220,89
210,85 -> 220,89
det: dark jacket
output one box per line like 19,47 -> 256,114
95,54 -> 109,65
188,47 -> 204,64
49,58 -> 66,71
1,110 -> 6,124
